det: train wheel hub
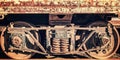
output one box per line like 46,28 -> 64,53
102,36 -> 110,44
12,36 -> 22,48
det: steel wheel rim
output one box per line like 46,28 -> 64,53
84,21 -> 119,59
0,21 -> 38,59
1,36 -> 31,59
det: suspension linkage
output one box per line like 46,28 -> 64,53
76,37 -> 110,54
77,31 -> 95,51
25,31 -> 47,53
8,47 -> 47,55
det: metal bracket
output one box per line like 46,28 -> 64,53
49,14 -> 73,25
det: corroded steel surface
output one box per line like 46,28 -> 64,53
0,0 -> 120,14
109,18 -> 120,28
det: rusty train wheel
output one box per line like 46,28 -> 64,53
84,21 -> 119,59
1,21 -> 39,59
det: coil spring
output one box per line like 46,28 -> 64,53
61,39 -> 69,53
52,38 -> 60,53
52,38 -> 69,53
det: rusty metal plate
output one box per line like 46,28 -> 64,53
0,0 -> 120,14
109,18 -> 120,28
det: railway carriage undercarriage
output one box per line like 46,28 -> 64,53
0,14 -> 119,59
0,0 -> 120,59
